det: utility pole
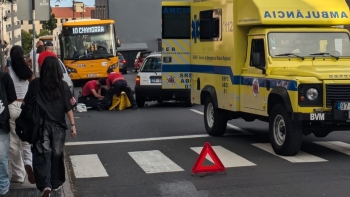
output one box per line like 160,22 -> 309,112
32,0 -> 38,76
72,0 -> 75,19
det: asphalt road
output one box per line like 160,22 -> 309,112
65,71 -> 350,197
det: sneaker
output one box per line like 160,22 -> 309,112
41,188 -> 51,197
25,165 -> 36,184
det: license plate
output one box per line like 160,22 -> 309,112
337,102 -> 350,110
151,78 -> 162,83
87,74 -> 98,77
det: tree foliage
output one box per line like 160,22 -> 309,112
21,30 -> 32,54
42,9 -> 57,34
38,29 -> 51,37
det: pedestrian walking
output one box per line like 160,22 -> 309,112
7,46 -> 36,184
23,56 -> 77,197
0,70 -> 17,196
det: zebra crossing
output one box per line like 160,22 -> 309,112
69,140 -> 350,179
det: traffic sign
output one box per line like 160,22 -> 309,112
17,0 -> 50,21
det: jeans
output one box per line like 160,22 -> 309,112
0,129 -> 10,195
9,101 -> 33,182
32,121 -> 66,192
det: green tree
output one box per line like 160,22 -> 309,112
38,29 -> 51,37
21,30 -> 32,54
42,12 -> 57,34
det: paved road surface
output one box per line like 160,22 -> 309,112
65,71 -> 350,197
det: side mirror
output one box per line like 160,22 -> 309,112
252,52 -> 261,67
116,37 -> 121,47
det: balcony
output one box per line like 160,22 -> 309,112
5,24 -> 21,32
6,11 -> 17,18
11,36 -> 21,45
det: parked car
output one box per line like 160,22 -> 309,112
134,53 -> 192,107
134,51 -> 155,72
59,58 -> 75,97
118,52 -> 127,74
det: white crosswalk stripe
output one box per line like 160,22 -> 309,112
128,150 -> 184,174
70,154 -> 109,178
252,143 -> 328,163
313,141 -> 350,155
191,145 -> 256,167
69,141 -> 350,178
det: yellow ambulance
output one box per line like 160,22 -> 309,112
161,0 -> 350,156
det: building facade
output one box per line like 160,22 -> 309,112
0,1 -> 21,47
21,4 -> 95,35
92,0 -> 108,19
108,0 -> 163,69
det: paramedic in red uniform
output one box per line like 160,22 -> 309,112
79,78 -> 106,109
99,68 -> 137,110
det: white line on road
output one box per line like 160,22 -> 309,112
252,143 -> 328,163
191,146 -> 256,167
65,134 -> 210,146
70,154 -> 109,178
190,109 -> 253,135
128,150 -> 184,173
65,132 -> 248,146
313,141 -> 350,155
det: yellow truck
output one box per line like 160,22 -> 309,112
161,0 -> 350,156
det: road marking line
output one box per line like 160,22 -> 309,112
70,154 -> 109,178
190,109 -> 253,135
65,133 -> 247,146
128,150 -> 184,173
65,134 -> 210,146
190,109 -> 203,115
191,146 -> 256,167
314,141 -> 350,155
252,143 -> 327,163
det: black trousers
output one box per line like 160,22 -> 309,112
79,88 -> 107,109
102,80 -> 136,107
31,121 -> 66,191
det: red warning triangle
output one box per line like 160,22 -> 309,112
191,142 -> 226,174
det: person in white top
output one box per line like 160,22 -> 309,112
29,40 -> 44,73
7,45 -> 35,184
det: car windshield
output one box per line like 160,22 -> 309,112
63,24 -> 117,60
268,32 -> 350,57
140,57 -> 162,72
118,55 -> 124,60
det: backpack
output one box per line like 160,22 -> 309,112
0,72 -> 10,132
15,79 -> 46,144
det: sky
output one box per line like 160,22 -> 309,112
50,0 -> 95,7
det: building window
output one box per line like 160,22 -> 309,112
29,20 -> 33,24
21,20 -> 23,25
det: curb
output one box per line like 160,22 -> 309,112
61,151 -> 74,197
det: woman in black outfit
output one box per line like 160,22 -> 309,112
23,56 -> 77,197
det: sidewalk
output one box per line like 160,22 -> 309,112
2,154 -> 74,197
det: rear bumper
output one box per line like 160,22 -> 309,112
135,85 -> 190,101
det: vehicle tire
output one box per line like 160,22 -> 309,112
204,96 -> 228,136
122,69 -> 127,74
269,104 -> 302,156
136,96 -> 145,108
157,99 -> 163,104
184,97 -> 192,107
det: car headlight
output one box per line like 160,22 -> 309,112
306,88 -> 318,100
109,63 -> 118,70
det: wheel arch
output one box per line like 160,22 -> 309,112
200,85 -> 218,108
268,87 -> 293,115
